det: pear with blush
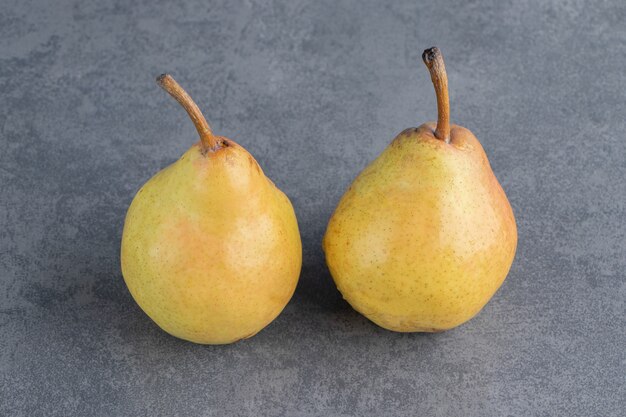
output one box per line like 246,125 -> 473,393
121,74 -> 302,344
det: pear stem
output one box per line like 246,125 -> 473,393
422,47 -> 450,142
156,74 -> 219,151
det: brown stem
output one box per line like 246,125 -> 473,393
422,47 -> 450,142
156,74 -> 219,151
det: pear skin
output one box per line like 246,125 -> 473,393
121,75 -> 302,344
323,48 -> 517,332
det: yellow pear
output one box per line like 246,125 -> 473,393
323,48 -> 517,332
121,75 -> 302,344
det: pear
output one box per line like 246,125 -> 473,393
121,74 -> 302,344
323,48 -> 517,332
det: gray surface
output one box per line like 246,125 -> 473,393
1,0 -> 625,415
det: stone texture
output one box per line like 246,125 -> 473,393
1,0 -> 625,415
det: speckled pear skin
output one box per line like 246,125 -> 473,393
323,123 -> 517,332
121,139 -> 302,344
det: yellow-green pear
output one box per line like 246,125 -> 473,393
121,74 -> 302,344
323,48 -> 517,332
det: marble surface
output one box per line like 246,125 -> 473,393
1,0 -> 625,415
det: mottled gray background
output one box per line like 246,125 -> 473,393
1,0 -> 625,415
